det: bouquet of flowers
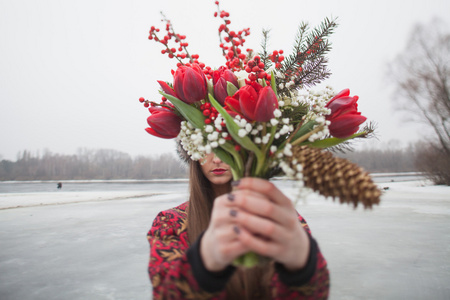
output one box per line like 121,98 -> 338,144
140,2 -> 380,216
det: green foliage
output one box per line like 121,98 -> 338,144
278,17 -> 338,95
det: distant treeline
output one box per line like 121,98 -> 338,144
0,147 -> 420,181
336,147 -> 416,173
0,149 -> 188,181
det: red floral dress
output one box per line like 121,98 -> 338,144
147,201 -> 329,299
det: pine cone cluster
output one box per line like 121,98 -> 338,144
289,145 -> 381,208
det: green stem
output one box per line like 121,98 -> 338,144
291,125 -> 324,146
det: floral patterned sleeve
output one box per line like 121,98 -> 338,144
268,214 -> 330,299
148,202 -> 329,299
147,202 -> 229,300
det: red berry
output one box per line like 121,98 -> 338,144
205,118 -> 212,124
203,109 -> 211,116
139,97 -> 145,103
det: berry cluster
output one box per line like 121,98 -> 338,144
244,55 -> 270,82
200,102 -> 219,124
269,50 -> 285,69
139,95 -> 173,111
214,1 -> 252,71
148,15 -> 200,65
138,97 -> 150,108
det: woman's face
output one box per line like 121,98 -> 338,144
200,153 -> 233,186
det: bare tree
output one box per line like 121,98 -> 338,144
389,18 -> 450,184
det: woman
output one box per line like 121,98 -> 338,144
147,153 -> 329,299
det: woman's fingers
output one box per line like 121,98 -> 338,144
234,225 -> 283,258
229,208 -> 288,243
232,177 -> 293,208
223,189 -> 297,228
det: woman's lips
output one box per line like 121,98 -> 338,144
212,168 -> 227,175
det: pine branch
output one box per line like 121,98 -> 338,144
259,29 -> 272,69
277,17 -> 338,95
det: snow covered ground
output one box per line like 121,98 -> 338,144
0,179 -> 449,299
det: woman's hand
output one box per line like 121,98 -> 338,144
201,177 -> 310,272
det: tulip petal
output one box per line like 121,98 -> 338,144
213,78 -> 228,105
330,88 -> 350,101
239,86 -> 258,121
328,114 -> 367,138
254,86 -> 278,122
147,111 -> 181,138
157,80 -> 178,98
182,68 -> 206,103
326,96 -> 357,118
145,127 -> 176,139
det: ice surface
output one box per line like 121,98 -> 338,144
0,179 -> 449,299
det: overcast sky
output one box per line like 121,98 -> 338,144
0,0 -> 448,161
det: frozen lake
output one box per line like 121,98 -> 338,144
0,175 -> 449,299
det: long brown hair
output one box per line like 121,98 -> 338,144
187,160 -> 273,299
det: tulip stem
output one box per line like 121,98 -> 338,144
291,125 -> 324,146
286,120 -> 304,145
244,152 -> 254,177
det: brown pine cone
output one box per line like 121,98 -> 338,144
288,145 -> 381,208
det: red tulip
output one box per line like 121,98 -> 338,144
173,64 -> 207,104
145,106 -> 182,139
212,66 -> 238,105
157,80 -> 177,98
225,82 -> 278,122
326,89 -> 367,138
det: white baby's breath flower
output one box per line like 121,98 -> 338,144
270,145 -> 277,153
273,109 -> 282,118
234,70 -> 248,88
238,129 -> 247,137
192,153 -> 202,160
283,146 -> 293,156
204,144 -> 212,153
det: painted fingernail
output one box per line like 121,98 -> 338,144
231,180 -> 240,187
227,193 -> 235,201
230,209 -> 237,217
233,226 -> 240,234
